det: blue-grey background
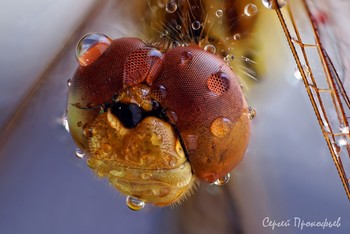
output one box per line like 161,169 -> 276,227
0,1 -> 349,233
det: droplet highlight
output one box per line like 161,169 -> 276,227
126,196 -> 145,211
244,3 -> 258,16
204,44 -> 216,54
75,148 -> 85,159
67,79 -> 72,87
191,21 -> 201,30
76,33 -> 112,66
338,137 -> 348,147
215,9 -> 223,18
210,117 -> 233,137
180,51 -> 193,65
262,0 -> 287,9
233,33 -> 241,40
294,65 -> 309,80
213,173 -> 230,186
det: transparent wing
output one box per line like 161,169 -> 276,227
271,0 -> 350,200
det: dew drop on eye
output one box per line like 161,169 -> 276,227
75,33 -> 112,66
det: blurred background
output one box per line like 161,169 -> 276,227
0,0 -> 349,234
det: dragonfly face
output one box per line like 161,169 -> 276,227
65,0 -> 350,209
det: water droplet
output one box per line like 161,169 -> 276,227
77,121 -> 83,127
245,107 -> 256,120
215,9 -> 223,18
233,33 -> 241,40
207,72 -> 230,95
213,173 -> 230,186
76,33 -> 112,66
294,65 -> 309,80
151,84 -> 167,102
171,40 -> 180,48
166,110 -> 178,124
67,79 -> 72,87
204,44 -> 216,54
225,54 -> 235,62
126,196 -> 145,211
191,21 -> 201,30
338,137 -> 348,146
262,0 -> 287,9
210,117 -> 233,137
75,148 -> 85,159
165,1 -> 177,13
340,126 -> 350,134
244,3 -> 258,16
176,24 -> 182,30
180,51 -> 193,65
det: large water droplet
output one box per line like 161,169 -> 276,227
180,51 -> 193,65
76,33 -> 112,66
204,44 -> 216,54
191,21 -> 201,30
165,1 -> 177,13
75,148 -> 85,159
215,9 -> 223,18
213,173 -> 230,186
262,0 -> 286,9
210,117 -> 233,137
207,72 -> 230,95
126,196 -> 145,211
244,3 -> 258,16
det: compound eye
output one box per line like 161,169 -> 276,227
75,33 -> 112,66
110,102 -> 143,128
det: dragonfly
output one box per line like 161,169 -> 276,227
265,0 -> 350,200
